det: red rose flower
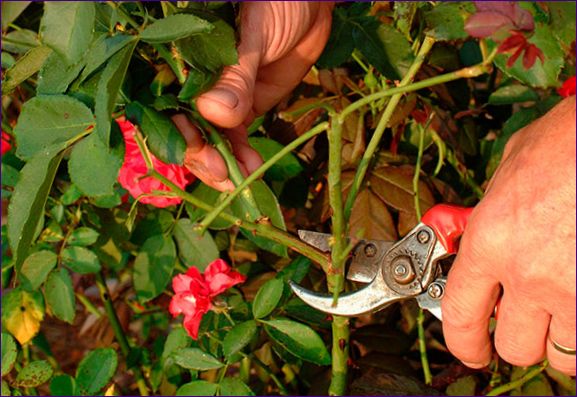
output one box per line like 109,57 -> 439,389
1,131 -> 12,155
169,259 -> 246,339
116,118 -> 195,208
558,76 -> 576,98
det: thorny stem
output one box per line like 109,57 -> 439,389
413,114 -> 435,385
326,113 -> 350,396
339,47 -> 497,122
148,170 -> 329,267
193,115 -> 262,218
486,361 -> 548,396
152,43 -> 187,84
343,36 -> 436,221
95,272 -> 150,396
199,121 -> 329,232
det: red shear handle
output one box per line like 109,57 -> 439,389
421,204 -> 474,254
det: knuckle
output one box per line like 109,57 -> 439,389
494,336 -> 543,367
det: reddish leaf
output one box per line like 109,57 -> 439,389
522,44 -> 544,70
497,32 -> 526,53
464,12 -> 513,38
369,165 -> 435,215
349,188 -> 397,242
506,45 -> 525,68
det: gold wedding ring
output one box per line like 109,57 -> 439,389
549,336 -> 577,356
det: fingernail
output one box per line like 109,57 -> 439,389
203,88 -> 239,109
462,361 -> 488,369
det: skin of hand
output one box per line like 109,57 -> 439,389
442,96 -> 576,375
174,2 -> 334,191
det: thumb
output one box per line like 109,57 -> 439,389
196,22 -> 262,129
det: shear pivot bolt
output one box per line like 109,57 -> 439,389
427,282 -> 444,299
364,243 -> 377,258
417,230 -> 430,244
392,257 -> 415,285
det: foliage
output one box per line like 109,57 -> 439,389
1,1 -> 575,396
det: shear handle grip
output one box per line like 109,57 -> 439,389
421,204 -> 474,254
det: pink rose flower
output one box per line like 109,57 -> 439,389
116,118 -> 194,208
169,259 -> 246,339
2,131 -> 12,155
558,76 -> 576,98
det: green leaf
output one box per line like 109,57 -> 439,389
125,102 -> 187,165
95,39 -> 137,144
172,348 -> 224,370
262,318 -> 330,365
548,2 -> 576,46
178,68 -> 217,101
37,52 -> 85,95
134,234 -> 176,302
14,360 -> 53,388
161,327 -> 191,363
61,184 -> 83,206
248,137 -> 303,181
40,2 -> 95,65
316,7 -> 355,68
353,22 -> 414,80
1,333 -> 17,376
68,133 -> 123,197
173,219 -> 219,271
2,29 -> 40,54
446,375 -> 477,396
13,95 -> 93,161
61,246 -> 102,274
81,34 -> 137,82
45,268 -> 76,324
176,381 -> 218,396
277,256 -> 311,284
424,2 -> 474,41
67,227 -> 100,247
140,14 -> 214,43
50,375 -> 77,396
153,94 -> 180,111
75,348 -> 118,396
488,85 -> 540,105
185,184 -> 234,230
222,320 -> 257,359
1,46 -> 52,95
1,380 -> 10,397
232,181 -> 288,257
176,19 -> 237,72
1,289 -> 45,345
219,378 -> 254,396
511,367 -> 554,396
1,1 -> 31,30
489,25 -> 564,88
19,250 -> 57,291
7,145 -> 65,272
252,278 -> 284,319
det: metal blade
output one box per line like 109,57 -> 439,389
288,277 -> 402,316
297,230 -> 396,283
297,230 -> 332,252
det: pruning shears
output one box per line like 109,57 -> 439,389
289,204 -> 474,321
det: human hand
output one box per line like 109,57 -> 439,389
175,2 -> 334,191
442,96 -> 577,375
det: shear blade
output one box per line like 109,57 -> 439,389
297,230 -> 395,283
288,279 -> 401,317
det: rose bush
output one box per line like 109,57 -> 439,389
169,259 -> 246,339
117,118 -> 195,208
